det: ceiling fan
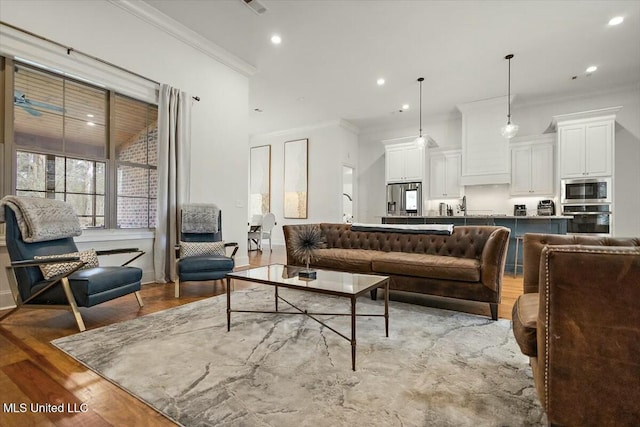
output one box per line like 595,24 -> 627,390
14,90 -> 65,117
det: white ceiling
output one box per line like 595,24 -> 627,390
143,0 -> 640,135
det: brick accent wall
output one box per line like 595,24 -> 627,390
117,126 -> 158,228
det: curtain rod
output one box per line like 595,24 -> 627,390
0,20 -> 200,102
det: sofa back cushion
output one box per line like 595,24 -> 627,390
316,224 -> 500,260
523,233 -> 640,294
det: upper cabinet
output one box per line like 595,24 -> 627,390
457,97 -> 512,186
553,107 -> 621,179
429,150 -> 461,199
510,135 -> 555,196
385,142 -> 425,183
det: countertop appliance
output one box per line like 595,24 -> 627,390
387,182 -> 422,216
514,204 -> 527,216
561,177 -> 611,204
537,200 -> 555,216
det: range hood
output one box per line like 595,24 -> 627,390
457,96 -> 512,186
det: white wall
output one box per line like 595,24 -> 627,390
250,121 -> 358,245
358,87 -> 640,236
0,1 -> 250,308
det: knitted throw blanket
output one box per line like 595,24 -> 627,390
181,204 -> 219,234
0,196 -> 82,242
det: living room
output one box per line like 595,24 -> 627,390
1,1 -> 639,426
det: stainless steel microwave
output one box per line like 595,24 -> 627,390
561,177 -> 611,204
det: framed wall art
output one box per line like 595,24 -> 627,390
283,138 -> 308,218
249,144 -> 271,217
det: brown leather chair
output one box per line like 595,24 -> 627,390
512,233 -> 640,426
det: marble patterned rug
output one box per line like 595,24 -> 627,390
52,288 -> 545,426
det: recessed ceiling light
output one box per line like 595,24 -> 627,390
402,104 -> 410,110
270,35 -> 282,45
86,122 -> 95,126
254,108 -> 263,113
608,16 -> 624,26
377,78 -> 385,86
86,113 -> 94,118
586,65 -> 598,73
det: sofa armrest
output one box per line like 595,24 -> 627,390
479,227 -> 510,293
535,244 -> 640,426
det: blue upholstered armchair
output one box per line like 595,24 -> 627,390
175,204 -> 238,298
1,198 -> 144,332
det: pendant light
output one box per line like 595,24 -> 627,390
415,77 -> 426,148
500,54 -> 519,139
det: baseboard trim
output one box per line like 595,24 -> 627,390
0,290 -> 16,310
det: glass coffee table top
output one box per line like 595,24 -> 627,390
227,264 -> 387,296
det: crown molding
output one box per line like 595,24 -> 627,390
457,95 -> 512,113
338,119 -> 360,135
514,82 -> 640,111
358,110 -> 461,136
108,0 -> 257,77
551,106 -> 623,129
251,119 -> 359,139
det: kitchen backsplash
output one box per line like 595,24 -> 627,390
425,184 -> 558,216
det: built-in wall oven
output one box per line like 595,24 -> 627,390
561,177 -> 612,235
563,204 -> 612,236
561,177 -> 611,204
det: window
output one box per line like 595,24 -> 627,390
5,59 -> 158,229
15,152 -> 106,228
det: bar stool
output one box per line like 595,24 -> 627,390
514,235 -> 524,277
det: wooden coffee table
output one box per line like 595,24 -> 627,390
225,264 -> 390,370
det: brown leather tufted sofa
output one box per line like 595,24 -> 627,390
512,233 -> 640,426
283,224 -> 510,320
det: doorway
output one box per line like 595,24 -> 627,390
342,165 -> 354,223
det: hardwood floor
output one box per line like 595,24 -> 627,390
0,246 -> 523,426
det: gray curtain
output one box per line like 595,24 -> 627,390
154,84 -> 191,283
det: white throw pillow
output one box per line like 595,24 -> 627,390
179,241 -> 226,258
34,249 -> 99,280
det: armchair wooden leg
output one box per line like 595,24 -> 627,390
134,291 -> 144,307
61,278 -> 86,332
174,278 -> 180,298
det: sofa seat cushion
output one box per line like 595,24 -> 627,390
371,252 -> 481,282
512,292 -> 539,357
311,248 -> 376,273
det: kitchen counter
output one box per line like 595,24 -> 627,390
381,215 -> 569,275
382,215 -> 568,220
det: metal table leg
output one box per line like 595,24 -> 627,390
384,279 -> 389,337
226,276 -> 231,331
351,296 -> 357,371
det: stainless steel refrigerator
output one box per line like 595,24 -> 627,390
386,182 -> 422,216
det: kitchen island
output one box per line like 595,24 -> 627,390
381,215 -> 569,274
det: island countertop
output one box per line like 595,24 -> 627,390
380,215 -> 570,220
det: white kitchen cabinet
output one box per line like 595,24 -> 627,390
554,108 -> 619,179
510,136 -> 555,196
429,150 -> 461,198
385,143 -> 424,183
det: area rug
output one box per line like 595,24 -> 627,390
52,288 -> 545,426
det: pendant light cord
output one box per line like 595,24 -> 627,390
418,77 -> 424,137
505,54 -> 514,124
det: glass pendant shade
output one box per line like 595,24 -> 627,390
501,122 -> 519,139
415,135 -> 426,148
